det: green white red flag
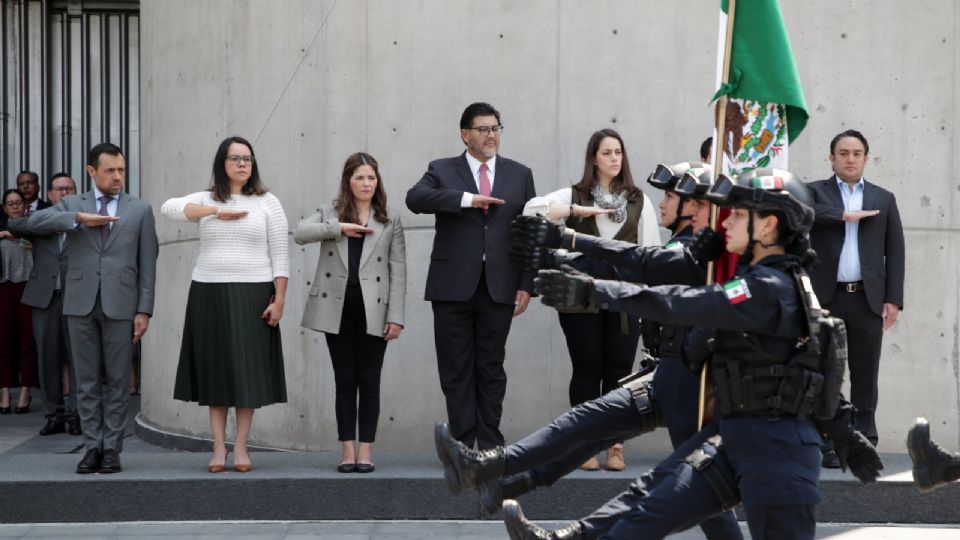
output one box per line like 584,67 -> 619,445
713,0 -> 808,175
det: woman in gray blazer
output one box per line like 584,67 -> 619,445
294,152 -> 406,473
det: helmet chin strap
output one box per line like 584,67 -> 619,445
667,197 -> 693,232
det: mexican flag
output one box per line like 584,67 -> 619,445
713,0 -> 807,176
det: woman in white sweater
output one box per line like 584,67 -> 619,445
160,136 -> 289,473
522,128 -> 659,472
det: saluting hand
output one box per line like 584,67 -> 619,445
341,223 -> 374,238
471,194 -> 505,210
216,209 -> 248,220
842,209 -> 879,222
76,212 -> 119,227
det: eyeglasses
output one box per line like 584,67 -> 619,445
4,200 -> 24,207
51,186 -> 77,193
226,155 -> 255,165
466,125 -> 504,136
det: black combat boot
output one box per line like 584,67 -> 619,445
503,499 -> 584,540
907,417 -> 960,493
479,471 -> 537,514
434,421 -> 506,495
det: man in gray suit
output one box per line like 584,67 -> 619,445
22,144 -> 158,474
808,129 -> 905,457
8,173 -> 81,436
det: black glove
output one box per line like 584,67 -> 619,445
835,430 -> 884,484
689,227 -> 725,263
534,265 -> 595,310
511,215 -> 566,251
510,246 -> 579,272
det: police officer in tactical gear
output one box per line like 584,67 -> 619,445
907,417 -> 960,492
488,169 -> 880,539
437,169 -> 879,538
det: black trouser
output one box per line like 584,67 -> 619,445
558,311 -> 639,407
826,283 -> 883,445
324,286 -> 387,443
432,271 -> 515,450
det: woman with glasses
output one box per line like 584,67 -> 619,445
0,189 -> 39,414
161,136 -> 289,473
294,152 -> 406,473
521,129 -> 659,471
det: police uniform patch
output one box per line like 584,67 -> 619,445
723,278 -> 752,304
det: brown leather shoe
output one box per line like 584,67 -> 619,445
579,456 -> 600,471
606,445 -> 625,471
233,463 -> 253,473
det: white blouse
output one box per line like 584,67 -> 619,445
523,187 -> 661,247
160,191 -> 290,283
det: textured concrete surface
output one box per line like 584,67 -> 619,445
137,0 -> 960,453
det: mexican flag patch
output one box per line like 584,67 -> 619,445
723,278 -> 752,304
663,241 -> 683,251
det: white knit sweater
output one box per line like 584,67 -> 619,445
160,191 -> 290,283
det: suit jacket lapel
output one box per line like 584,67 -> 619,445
456,153 -> 478,194
825,178 -> 845,209
358,217 -> 384,269
861,180 -> 879,211
80,193 -> 100,247
336,227 -> 349,267
490,157 -> 507,200
102,193 -> 131,251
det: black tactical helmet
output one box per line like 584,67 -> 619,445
706,168 -> 814,233
674,166 -> 726,200
646,161 -> 708,193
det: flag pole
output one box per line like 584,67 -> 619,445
698,0 -> 737,430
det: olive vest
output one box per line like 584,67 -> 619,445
564,187 -> 642,243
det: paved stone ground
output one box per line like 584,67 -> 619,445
0,521 -> 959,539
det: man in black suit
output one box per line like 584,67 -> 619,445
1,171 -> 50,229
808,129 -> 905,453
406,102 -> 536,449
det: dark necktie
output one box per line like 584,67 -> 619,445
98,195 -> 111,246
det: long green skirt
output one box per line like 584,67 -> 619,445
173,281 -> 287,408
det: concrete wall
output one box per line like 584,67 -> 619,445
138,0 -> 960,452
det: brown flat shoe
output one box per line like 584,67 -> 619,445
580,456 -> 600,471
606,445 -> 625,471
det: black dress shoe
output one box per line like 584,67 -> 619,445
503,499 -> 584,539
65,412 -> 82,436
354,463 -> 375,473
100,449 -> 122,473
77,449 -> 103,474
821,449 -> 841,469
39,416 -> 66,436
337,462 -> 356,473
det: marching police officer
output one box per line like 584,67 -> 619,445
437,169 -> 883,539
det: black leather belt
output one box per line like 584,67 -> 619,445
838,281 -> 863,293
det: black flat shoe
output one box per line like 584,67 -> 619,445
337,462 -> 357,473
355,463 -> 375,473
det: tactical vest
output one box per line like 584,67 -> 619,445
565,187 -> 642,243
709,266 -> 846,420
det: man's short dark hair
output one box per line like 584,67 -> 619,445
88,143 -> 123,168
699,137 -> 713,161
50,172 -> 72,183
460,102 -> 501,130
16,170 -> 39,185
830,129 -> 869,155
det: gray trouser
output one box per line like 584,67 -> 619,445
67,295 -> 133,452
33,293 -> 76,417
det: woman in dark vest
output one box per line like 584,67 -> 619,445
522,128 -> 659,471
